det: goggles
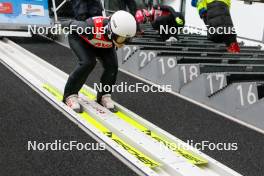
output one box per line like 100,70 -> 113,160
112,34 -> 131,44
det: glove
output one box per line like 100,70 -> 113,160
199,8 -> 207,18
175,17 -> 184,26
191,0 -> 198,7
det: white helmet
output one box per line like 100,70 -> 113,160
110,10 -> 137,38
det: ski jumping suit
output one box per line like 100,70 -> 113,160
151,5 -> 185,41
63,17 -> 118,102
192,0 -> 237,47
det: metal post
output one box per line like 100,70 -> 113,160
56,0 -> 68,12
51,0 -> 58,23
100,0 -> 106,17
180,0 -> 186,18
51,0 -> 68,23
262,28 -> 264,43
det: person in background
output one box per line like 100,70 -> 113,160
119,0 -> 138,15
144,0 -> 163,8
119,0 -> 139,32
142,0 -> 154,9
71,0 -> 103,21
151,5 -> 185,42
135,8 -> 152,34
62,11 -> 137,113
135,4 -> 185,41
191,0 -> 240,53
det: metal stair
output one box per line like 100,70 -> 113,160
117,24 -> 264,133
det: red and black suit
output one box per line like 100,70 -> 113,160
62,17 -> 118,102
151,5 -> 185,41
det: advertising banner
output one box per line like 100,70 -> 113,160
0,0 -> 50,28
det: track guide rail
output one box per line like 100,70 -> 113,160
0,38 -> 242,176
